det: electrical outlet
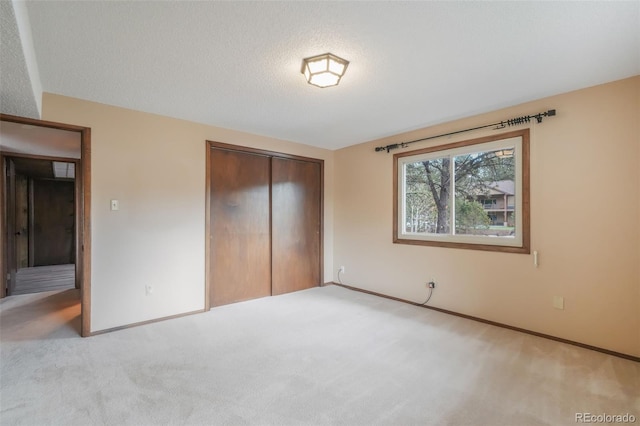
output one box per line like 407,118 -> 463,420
427,281 -> 436,288
145,284 -> 153,296
553,296 -> 564,310
339,266 -> 345,274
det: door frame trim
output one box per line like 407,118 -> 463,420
204,140 -> 324,311
0,113 -> 92,337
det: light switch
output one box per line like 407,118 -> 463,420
110,199 -> 119,211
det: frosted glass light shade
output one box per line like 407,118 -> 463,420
301,53 -> 349,88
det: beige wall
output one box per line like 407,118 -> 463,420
334,76 -> 640,357
42,93 -> 334,332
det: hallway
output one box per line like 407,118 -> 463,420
13,264 -> 75,295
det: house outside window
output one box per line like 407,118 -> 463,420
475,180 -> 515,227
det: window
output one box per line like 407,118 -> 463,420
393,129 -> 529,253
482,199 -> 497,208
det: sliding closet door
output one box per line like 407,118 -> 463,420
271,157 -> 321,295
209,148 -> 271,307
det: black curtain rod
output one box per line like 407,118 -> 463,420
375,109 -> 556,153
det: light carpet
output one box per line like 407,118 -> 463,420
1,285 -> 638,425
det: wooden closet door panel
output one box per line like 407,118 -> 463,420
271,158 -> 321,295
210,149 -> 271,307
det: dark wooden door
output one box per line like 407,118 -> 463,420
210,148 -> 271,307
271,157 -> 321,295
6,159 -> 17,295
32,179 -> 75,266
15,175 -> 29,269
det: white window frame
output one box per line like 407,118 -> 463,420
393,129 -> 530,254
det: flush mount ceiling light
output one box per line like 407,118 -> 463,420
301,53 -> 349,88
52,161 -> 75,179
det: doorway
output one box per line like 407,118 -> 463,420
0,114 -> 91,337
4,155 -> 77,295
205,142 -> 323,309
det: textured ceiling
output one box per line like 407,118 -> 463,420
0,1 -> 40,119
4,1 -> 640,149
